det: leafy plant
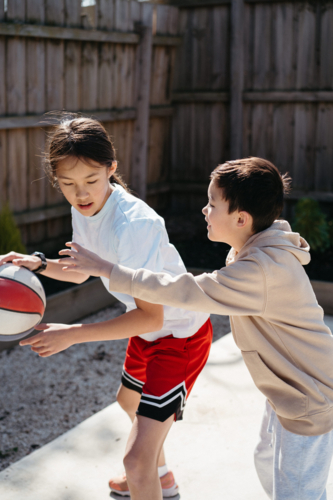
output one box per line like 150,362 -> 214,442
293,198 -> 330,252
0,203 -> 26,255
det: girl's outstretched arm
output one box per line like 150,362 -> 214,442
19,297 -> 164,357
0,251 -> 89,284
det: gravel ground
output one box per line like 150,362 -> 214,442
0,305 -> 230,472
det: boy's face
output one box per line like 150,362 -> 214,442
202,181 -> 252,249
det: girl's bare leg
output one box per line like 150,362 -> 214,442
117,384 -> 167,467
124,414 -> 174,500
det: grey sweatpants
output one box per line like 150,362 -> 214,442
254,400 -> 333,500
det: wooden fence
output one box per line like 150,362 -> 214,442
167,0 -> 333,213
0,0 -> 179,253
1,0 -> 333,253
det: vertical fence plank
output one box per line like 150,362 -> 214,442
97,0 -> 115,110
315,104 -> 333,192
293,104 -> 316,191
45,0 -> 65,246
6,0 -> 28,243
114,0 -> 130,32
296,3 -> 316,90
64,41 -> 81,111
26,0 -> 45,24
272,3 -> 294,89
0,36 -> 5,116
26,0 -> 46,244
0,0 -> 4,21
26,42 -> 45,114
64,0 -> 81,28
131,3 -> 153,199
7,0 -> 26,22
98,43 -> 112,110
320,3 -> 333,89
26,0 -> 45,113
45,0 -> 64,26
230,0 -> 244,159
0,131 -> 7,209
253,3 -> 271,90
8,129 -> 28,215
212,6 -> 229,90
272,104 -> 294,176
97,0 -> 114,30
81,42 -> 98,110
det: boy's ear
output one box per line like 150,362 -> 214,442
237,211 -> 252,228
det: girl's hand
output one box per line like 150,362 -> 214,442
0,251 -> 42,272
19,323 -> 76,357
59,242 -> 114,279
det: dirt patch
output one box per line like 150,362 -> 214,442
0,303 -> 229,472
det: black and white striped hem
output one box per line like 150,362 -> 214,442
121,369 -> 144,395
137,382 -> 187,422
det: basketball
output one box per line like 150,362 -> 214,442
0,263 -> 46,341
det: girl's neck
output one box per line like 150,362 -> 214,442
93,182 -> 113,216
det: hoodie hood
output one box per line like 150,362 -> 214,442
226,220 -> 311,267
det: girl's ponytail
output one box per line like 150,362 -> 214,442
110,172 -> 128,191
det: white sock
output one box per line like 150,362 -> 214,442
158,464 -> 169,478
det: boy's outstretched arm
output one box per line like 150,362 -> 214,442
60,242 -> 265,318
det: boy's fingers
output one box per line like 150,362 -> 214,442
58,249 -> 73,256
62,266 -> 78,272
65,241 -> 80,251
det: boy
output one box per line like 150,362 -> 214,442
29,157 -> 333,499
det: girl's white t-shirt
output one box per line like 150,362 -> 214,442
71,184 -> 209,341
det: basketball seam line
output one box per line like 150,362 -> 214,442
0,307 -> 42,315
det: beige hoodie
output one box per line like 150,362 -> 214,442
110,220 -> 333,436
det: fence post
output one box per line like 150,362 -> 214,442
131,4 -> 153,201
230,0 -> 244,160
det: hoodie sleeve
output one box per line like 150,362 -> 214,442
109,257 -> 266,317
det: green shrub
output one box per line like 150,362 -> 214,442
0,203 -> 26,255
293,198 -> 330,252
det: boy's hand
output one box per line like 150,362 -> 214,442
0,252 -> 41,272
19,323 -> 75,357
59,242 -> 114,279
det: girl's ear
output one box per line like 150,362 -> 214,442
108,161 -> 117,178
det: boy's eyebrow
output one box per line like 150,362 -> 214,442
58,172 -> 99,180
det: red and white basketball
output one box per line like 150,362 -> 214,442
0,263 -> 46,341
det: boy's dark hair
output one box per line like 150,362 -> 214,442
210,157 -> 291,234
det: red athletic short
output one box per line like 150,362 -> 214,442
121,319 -> 213,422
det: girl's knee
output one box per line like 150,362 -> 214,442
123,449 -> 152,487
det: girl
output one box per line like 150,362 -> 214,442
0,117 -> 212,500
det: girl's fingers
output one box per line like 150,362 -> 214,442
34,323 -> 48,330
20,336 -> 42,346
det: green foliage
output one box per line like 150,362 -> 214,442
293,198 -> 330,252
0,203 -> 26,255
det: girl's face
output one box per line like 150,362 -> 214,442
56,156 -> 116,216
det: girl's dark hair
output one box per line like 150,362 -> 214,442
44,116 -> 128,191
210,157 -> 292,234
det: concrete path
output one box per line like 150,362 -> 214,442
1,316 -> 333,500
